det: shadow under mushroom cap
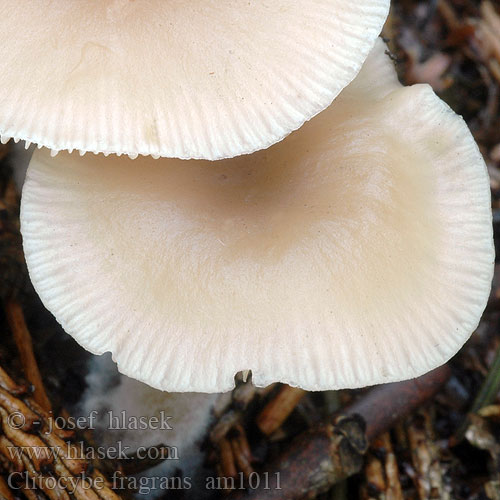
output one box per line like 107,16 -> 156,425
20,40 -> 494,393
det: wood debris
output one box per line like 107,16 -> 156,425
0,362 -> 124,500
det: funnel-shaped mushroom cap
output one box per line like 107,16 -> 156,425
80,355 -> 217,475
21,40 -> 494,392
0,0 -> 389,160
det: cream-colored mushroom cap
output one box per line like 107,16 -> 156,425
21,40 -> 494,392
0,0 -> 389,160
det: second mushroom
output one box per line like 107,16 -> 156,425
20,40 -> 493,393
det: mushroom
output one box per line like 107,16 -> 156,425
20,40 -> 494,393
0,0 -> 389,160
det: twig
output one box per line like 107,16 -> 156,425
20,486 -> 46,500
0,387 -> 40,431
25,400 -> 74,441
361,433 -> 403,500
20,453 -> 70,500
345,365 -> 451,442
231,438 -> 254,479
362,451 -> 386,498
230,414 -> 367,500
0,364 -> 126,499
228,365 -> 450,500
52,456 -> 101,500
90,470 -> 122,500
0,437 -> 23,473
257,386 -> 306,436
0,407 -> 53,471
380,433 -> 403,500
437,0 -> 460,32
231,424 -> 253,465
406,408 -> 450,499
41,431 -> 88,476
0,367 -> 27,396
211,410 -> 243,444
219,438 -> 238,480
4,298 -> 52,413
0,475 -> 15,500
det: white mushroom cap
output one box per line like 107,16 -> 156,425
21,40 -> 494,393
79,354 -> 216,478
0,0 -> 389,160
